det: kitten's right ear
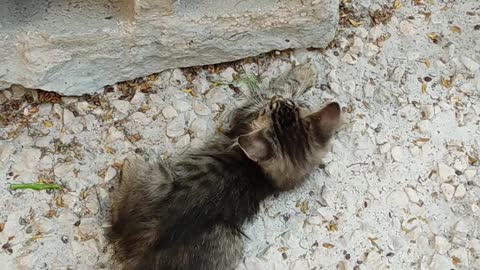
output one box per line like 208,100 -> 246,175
238,131 -> 272,162
308,102 -> 341,141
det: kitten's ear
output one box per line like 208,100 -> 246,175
308,102 -> 341,141
238,131 -> 273,162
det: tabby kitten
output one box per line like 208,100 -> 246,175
110,64 -> 341,270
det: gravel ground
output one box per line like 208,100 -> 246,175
1,0 -> 480,269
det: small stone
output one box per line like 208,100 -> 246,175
421,105 -> 434,119
166,114 -> 185,138
172,100 -> 191,112
0,144 -> 16,166
0,92 -> 8,104
106,126 -> 124,143
38,156 -> 53,170
399,20 -> 415,35
291,260 -> 308,270
365,43 -> 379,57
453,158 -> 467,172
104,167 -> 117,181
130,91 -> 146,105
112,100 -> 131,114
11,85 -> 26,99
35,136 -> 51,148
75,101 -> 91,115
61,97 -> 78,104
306,216 -> 322,225
404,187 -> 420,203
438,163 -> 455,181
434,236 -> 451,254
441,183 -> 455,201
454,184 -> 466,199
417,120 -> 431,134
429,253 -> 453,270
193,102 -> 211,116
460,56 -> 480,72
410,146 -> 421,156
329,82 -> 340,95
61,235 -> 69,244
391,146 -> 404,162
190,118 -> 208,138
63,109 -> 75,125
2,90 -> 12,100
219,67 -> 237,81
343,80 -> 356,94
192,77 -> 210,94
176,134 -> 191,149
349,36 -> 364,55
54,163 -> 75,179
12,147 -> 41,174
342,53 -> 357,65
162,105 -> 178,119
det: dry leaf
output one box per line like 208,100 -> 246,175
327,221 -> 338,232
452,256 -> 461,265
441,77 -> 452,88
296,200 -> 309,213
423,58 -> 431,68
103,146 -> 115,154
46,209 -> 57,218
393,0 -> 401,9
322,243 -> 335,249
0,223 -> 4,232
450,26 -> 461,33
43,120 -> 53,128
468,155 -> 478,165
278,247 -> 289,253
181,88 -> 197,97
426,32 -> 440,43
421,82 -> 427,94
349,19 -> 362,27
127,133 -> 142,142
32,233 -> 43,241
414,138 -> 430,144
103,109 -> 113,121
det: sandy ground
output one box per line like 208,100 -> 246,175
1,0 -> 480,269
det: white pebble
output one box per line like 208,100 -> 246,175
172,100 -> 191,112
454,184 -> 466,199
166,114 -> 185,138
106,126 -> 124,143
112,100 -> 131,114
440,183 -> 455,201
11,85 -> 26,99
190,118 -> 208,138
391,146 -> 404,162
429,253 -> 453,270
399,20 -> 415,35
349,36 -> 364,56
162,105 -> 178,119
404,187 -> 420,203
219,67 -> 237,81
176,134 -> 191,149
130,91 -> 146,105
342,53 -> 357,65
104,167 -> 117,181
434,236 -> 451,255
421,105 -> 435,120
410,146 -> 420,156
192,77 -> 210,94
438,163 -> 455,181
193,101 -> 211,116
417,120 -> 431,134
460,56 -> 480,72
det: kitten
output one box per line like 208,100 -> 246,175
110,64 -> 341,270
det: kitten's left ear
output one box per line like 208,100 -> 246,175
238,131 -> 273,162
307,102 -> 341,141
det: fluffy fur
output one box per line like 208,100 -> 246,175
110,63 -> 341,270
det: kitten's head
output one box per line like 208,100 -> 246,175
237,96 -> 341,190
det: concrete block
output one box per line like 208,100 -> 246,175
0,0 -> 339,95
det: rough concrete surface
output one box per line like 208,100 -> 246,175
0,0 -> 338,95
1,0 -> 480,269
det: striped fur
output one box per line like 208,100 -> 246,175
110,63 -> 340,270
